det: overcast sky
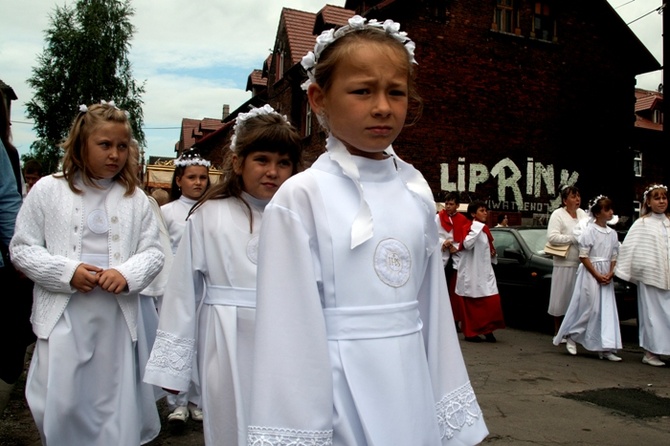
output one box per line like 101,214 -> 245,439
1,0 -> 663,161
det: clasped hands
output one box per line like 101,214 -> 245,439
70,263 -> 128,294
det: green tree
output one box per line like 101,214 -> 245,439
24,0 -> 145,173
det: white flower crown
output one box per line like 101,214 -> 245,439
643,184 -> 667,202
300,15 -> 417,90
230,104 -> 290,152
588,194 -> 607,210
78,100 -> 129,117
174,149 -> 211,168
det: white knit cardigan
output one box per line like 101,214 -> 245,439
615,213 -> 670,290
10,175 -> 164,341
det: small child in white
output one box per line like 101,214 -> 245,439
553,195 -> 622,361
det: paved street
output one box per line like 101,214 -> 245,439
464,321 -> 670,445
2,322 -> 669,445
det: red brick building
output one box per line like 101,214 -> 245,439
202,1 -> 664,226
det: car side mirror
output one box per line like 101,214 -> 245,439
503,248 -> 525,263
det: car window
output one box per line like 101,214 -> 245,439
493,231 -> 519,254
518,229 -> 547,254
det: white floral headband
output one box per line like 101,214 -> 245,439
588,194 -> 607,210
300,15 -> 417,90
230,104 -> 290,152
174,149 -> 211,168
643,184 -> 667,202
79,100 -> 129,117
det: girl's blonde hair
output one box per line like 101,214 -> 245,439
311,27 -> 423,128
60,102 -> 137,194
188,109 -> 303,230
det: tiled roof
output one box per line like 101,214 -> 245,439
318,4 -> 355,30
175,117 -> 226,153
200,117 -> 225,131
282,5 -> 354,65
177,118 -> 201,151
248,69 -> 267,88
634,89 -> 662,113
634,88 -> 663,131
282,8 -> 318,65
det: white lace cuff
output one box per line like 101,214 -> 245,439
145,329 -> 195,384
248,426 -> 333,446
437,381 -> 484,440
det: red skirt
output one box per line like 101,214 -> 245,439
447,268 -> 464,323
458,293 -> 506,337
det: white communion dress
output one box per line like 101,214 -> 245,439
247,137 -> 489,446
145,192 -> 268,445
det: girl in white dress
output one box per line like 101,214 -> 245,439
615,184 -> 670,367
247,16 -> 488,446
159,148 -> 211,423
144,104 -> 302,445
10,101 -> 164,445
553,195 -> 622,361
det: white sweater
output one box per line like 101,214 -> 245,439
10,175 -> 164,341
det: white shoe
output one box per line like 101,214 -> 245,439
565,338 -> 577,355
189,406 -> 203,422
167,406 -> 189,423
559,338 -> 567,344
642,354 -> 666,367
599,352 -> 622,362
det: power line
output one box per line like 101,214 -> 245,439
11,119 -> 184,130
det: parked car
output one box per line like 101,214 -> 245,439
489,226 -> 637,333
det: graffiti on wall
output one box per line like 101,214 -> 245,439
439,157 -> 580,213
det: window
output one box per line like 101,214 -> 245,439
305,103 -> 312,137
493,0 -> 518,34
633,150 -> 642,177
275,45 -> 285,82
531,1 -> 556,42
652,108 -> 663,125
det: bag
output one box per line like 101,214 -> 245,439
544,242 -> 569,258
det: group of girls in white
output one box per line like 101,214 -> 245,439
9,15 -> 495,446
549,184 -> 670,368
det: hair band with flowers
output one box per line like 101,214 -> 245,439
300,15 -> 417,90
229,104 -> 289,152
174,148 -> 211,168
643,184 -> 668,202
588,194 -> 607,210
78,99 -> 129,117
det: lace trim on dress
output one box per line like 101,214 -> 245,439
144,329 -> 195,381
436,381 -> 483,440
247,426 -> 333,446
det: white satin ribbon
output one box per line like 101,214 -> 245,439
325,136 -> 438,253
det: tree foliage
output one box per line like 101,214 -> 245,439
24,0 -> 145,173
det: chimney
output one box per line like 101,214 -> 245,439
222,104 -> 230,120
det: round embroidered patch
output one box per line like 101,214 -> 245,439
87,209 -> 109,234
246,236 -> 259,265
374,238 -> 411,287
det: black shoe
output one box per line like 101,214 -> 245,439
484,333 -> 497,343
464,336 -> 483,343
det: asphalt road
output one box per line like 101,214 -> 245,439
2,321 -> 669,445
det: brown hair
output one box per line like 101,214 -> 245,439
188,110 -> 303,230
60,102 -> 137,194
311,27 -> 423,127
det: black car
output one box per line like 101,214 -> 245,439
489,226 -> 637,333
